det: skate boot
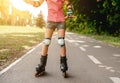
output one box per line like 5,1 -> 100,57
35,55 -> 47,77
60,56 -> 68,78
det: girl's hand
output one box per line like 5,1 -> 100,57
31,1 -> 41,7
23,0 -> 44,7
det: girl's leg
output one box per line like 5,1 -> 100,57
41,28 -> 54,56
35,28 -> 54,77
58,29 -> 66,57
58,29 -> 68,74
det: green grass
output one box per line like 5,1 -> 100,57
0,26 -> 45,69
91,35 -> 120,47
71,30 -> 120,47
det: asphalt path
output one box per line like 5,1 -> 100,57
0,32 -> 120,83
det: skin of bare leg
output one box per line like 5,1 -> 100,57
58,29 -> 66,57
41,28 -> 54,56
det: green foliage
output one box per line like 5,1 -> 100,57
101,0 -> 120,36
66,14 -> 96,34
66,0 -> 120,36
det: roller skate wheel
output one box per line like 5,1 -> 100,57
62,72 -> 67,78
35,71 -> 45,77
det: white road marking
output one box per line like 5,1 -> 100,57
88,55 -> 102,65
65,38 -> 85,44
105,67 -> 112,70
93,45 -> 102,48
0,42 -> 43,76
77,41 -> 85,43
110,77 -> 120,83
79,36 -> 86,38
98,65 -> 105,68
110,69 -> 115,73
0,57 -> 22,75
79,47 -> 86,52
113,54 -> 120,57
82,45 -> 89,47
75,43 -> 79,46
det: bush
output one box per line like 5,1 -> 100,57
66,14 -> 96,35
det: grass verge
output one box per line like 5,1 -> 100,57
73,31 -> 120,47
0,26 -> 45,70
91,35 -> 120,47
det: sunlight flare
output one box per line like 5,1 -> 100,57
10,0 -> 48,19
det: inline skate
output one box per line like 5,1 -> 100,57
35,56 -> 47,77
60,56 -> 68,78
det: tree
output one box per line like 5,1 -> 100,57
35,12 -> 46,28
0,0 -> 32,26
66,0 -> 120,36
